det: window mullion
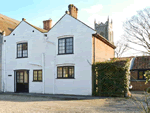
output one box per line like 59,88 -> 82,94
37,71 -> 38,81
22,44 -> 23,57
65,39 -> 66,54
68,67 -> 69,78
62,67 -> 63,78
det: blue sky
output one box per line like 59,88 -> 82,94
1,0 -> 150,56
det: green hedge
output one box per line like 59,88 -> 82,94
92,58 -> 130,97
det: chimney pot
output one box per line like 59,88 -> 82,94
65,11 -> 70,14
22,18 -> 26,21
43,19 -> 52,31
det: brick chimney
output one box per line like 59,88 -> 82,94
68,4 -> 78,19
43,19 -> 52,31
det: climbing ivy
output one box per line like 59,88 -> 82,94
92,58 -> 130,97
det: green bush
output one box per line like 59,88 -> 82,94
92,59 -> 130,97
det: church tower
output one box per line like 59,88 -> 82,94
94,17 -> 114,44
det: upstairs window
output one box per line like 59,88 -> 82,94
58,37 -> 73,55
17,43 -> 28,58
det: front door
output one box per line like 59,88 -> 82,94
16,70 -> 29,92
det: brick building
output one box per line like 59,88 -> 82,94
130,56 -> 150,91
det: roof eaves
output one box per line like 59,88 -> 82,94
24,21 -> 48,33
7,21 -> 22,36
66,14 -> 96,31
47,14 -> 67,32
92,33 -> 116,49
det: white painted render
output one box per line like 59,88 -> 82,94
2,14 -> 96,95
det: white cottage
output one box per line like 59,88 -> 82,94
1,4 -> 115,95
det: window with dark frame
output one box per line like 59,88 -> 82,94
57,66 -> 74,78
33,70 -> 42,81
17,43 -> 28,58
58,37 -> 73,54
138,70 -> 148,80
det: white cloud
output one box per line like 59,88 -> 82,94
82,4 -> 103,14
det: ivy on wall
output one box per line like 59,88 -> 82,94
92,58 -> 130,97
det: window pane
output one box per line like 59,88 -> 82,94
38,71 -> 42,81
17,44 -> 22,57
58,67 -> 62,77
24,71 -> 28,83
17,79 -> 20,83
69,67 -> 74,77
23,50 -> 27,57
34,71 -> 37,81
20,72 -> 23,80
63,67 -> 68,77
18,44 -> 22,51
139,71 -> 143,79
23,43 -> 27,50
59,39 -> 65,54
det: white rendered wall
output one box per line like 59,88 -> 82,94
3,14 -> 96,95
2,21 -> 53,93
46,14 -> 95,95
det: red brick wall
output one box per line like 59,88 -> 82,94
92,36 -> 114,63
130,71 -> 150,91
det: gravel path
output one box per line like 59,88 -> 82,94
0,93 -> 146,113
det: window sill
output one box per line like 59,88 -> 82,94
57,53 -> 74,55
16,57 -> 28,59
56,78 -> 75,79
32,81 -> 42,82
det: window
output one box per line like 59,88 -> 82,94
138,70 -> 148,80
58,37 -> 73,54
33,70 -> 42,81
57,66 -> 74,78
17,43 -> 28,58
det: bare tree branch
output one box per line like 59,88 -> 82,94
123,7 -> 150,55
115,39 -> 129,57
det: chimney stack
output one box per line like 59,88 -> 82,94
43,19 -> 52,31
22,18 -> 26,21
68,4 -> 78,19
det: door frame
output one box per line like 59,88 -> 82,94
14,69 -> 29,93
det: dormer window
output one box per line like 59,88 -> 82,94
17,43 -> 28,58
58,37 -> 73,55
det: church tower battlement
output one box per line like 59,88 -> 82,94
94,17 -> 114,44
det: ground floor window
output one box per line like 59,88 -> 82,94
57,66 -> 74,78
33,70 -> 42,81
138,70 -> 148,80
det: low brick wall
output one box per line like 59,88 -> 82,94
131,81 -> 150,91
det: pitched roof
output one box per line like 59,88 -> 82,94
0,14 -> 47,36
24,20 -> 47,33
0,14 -> 20,36
131,56 -> 150,70
93,33 -> 116,49
48,13 -> 96,33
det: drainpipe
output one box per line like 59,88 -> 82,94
42,53 -> 45,94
